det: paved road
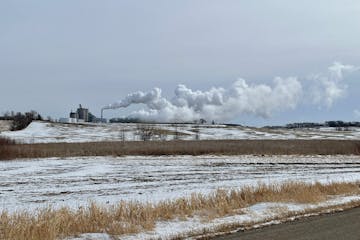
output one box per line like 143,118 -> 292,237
213,207 -> 360,240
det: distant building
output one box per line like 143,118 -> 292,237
69,111 -> 78,119
59,117 -> 77,123
59,104 -> 106,123
76,104 -> 89,122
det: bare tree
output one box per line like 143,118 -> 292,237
136,124 -> 155,141
11,111 -> 42,131
119,127 -> 126,141
193,125 -> 200,140
172,124 -> 180,140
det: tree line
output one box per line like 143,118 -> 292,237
284,121 -> 360,129
0,111 -> 43,131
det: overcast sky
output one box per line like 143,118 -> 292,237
1,0 -> 359,126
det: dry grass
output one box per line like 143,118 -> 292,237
0,136 -> 17,160
1,181 -> 359,240
1,139 -> 360,160
0,137 -> 16,145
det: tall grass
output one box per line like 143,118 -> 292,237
1,139 -> 360,160
0,136 -> 16,145
1,181 -> 359,240
0,136 -> 16,160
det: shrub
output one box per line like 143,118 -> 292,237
136,124 -> 156,141
10,111 -> 42,131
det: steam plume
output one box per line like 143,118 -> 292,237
103,62 -> 358,122
310,62 -> 358,107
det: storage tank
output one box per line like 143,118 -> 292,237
77,104 -> 89,122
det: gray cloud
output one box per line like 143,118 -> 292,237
1,1 -> 360,124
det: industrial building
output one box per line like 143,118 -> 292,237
76,104 -> 89,122
59,104 -> 105,123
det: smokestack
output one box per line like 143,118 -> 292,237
101,108 -> 104,123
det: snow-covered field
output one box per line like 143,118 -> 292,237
1,121 -> 360,143
2,155 -> 360,212
2,155 -> 360,239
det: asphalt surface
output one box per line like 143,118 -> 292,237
213,207 -> 360,240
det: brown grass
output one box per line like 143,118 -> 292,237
0,136 -> 17,160
1,139 -> 360,160
1,181 -> 359,240
0,136 -> 16,145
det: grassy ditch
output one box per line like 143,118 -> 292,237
1,139 -> 360,160
1,181 -> 359,240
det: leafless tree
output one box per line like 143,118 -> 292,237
136,124 -> 155,141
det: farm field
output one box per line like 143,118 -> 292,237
2,121 -> 360,143
2,122 -> 360,239
1,155 -> 360,239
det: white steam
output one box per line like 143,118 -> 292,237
103,62 -> 358,122
310,62 -> 358,107
103,78 -> 302,122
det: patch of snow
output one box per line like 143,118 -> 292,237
66,233 -> 112,240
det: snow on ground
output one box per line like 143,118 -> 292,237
67,195 -> 360,240
1,121 -> 360,143
2,155 -> 360,239
1,155 -> 360,212
120,196 -> 360,240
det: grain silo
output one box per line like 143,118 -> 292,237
77,104 -> 89,122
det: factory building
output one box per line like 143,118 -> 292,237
59,104 -> 106,123
69,111 -> 78,119
76,104 -> 89,122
